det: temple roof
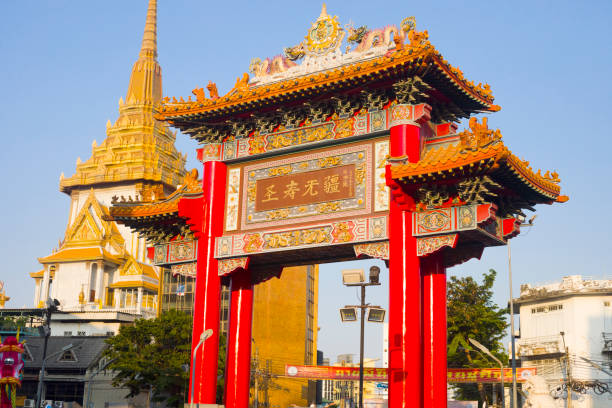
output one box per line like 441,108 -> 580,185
108,169 -> 202,240
156,6 -> 498,138
38,247 -> 122,265
59,0 -> 186,194
29,269 -> 46,279
390,117 -> 568,214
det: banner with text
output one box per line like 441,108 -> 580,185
284,365 -> 537,383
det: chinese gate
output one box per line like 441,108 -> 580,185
111,5 -> 566,408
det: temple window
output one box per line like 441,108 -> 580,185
120,288 -> 138,308
58,350 -> 78,362
105,288 -> 115,307
89,264 -> 98,302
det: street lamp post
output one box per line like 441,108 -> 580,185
190,329 -> 213,408
507,240 -> 517,408
340,266 -> 385,408
85,357 -> 117,408
35,298 -> 60,408
469,338 -> 505,408
508,214 -> 536,408
36,343 -> 76,408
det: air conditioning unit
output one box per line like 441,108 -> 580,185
53,401 -> 64,408
23,399 -> 35,408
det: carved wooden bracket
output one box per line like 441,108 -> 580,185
354,241 -> 389,260
218,256 -> 250,277
416,234 -> 458,256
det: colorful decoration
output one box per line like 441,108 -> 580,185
215,215 -> 387,258
218,257 -> 250,276
170,263 -> 196,277
0,335 -> 25,408
0,282 -> 9,309
153,240 -> 198,266
241,144 -> 371,229
354,241 -> 389,260
416,234 -> 458,256
284,365 -> 537,383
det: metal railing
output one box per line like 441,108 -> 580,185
517,334 -> 564,357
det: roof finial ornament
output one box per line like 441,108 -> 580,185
139,0 -> 157,59
320,3 -> 329,19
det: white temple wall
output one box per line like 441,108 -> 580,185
49,320 -> 122,336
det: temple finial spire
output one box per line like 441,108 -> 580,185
139,0 -> 157,59
319,3 -> 329,19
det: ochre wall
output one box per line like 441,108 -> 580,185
251,265 -> 319,408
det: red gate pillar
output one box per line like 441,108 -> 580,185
224,269 -> 254,408
421,252 -> 447,408
387,103 -> 429,408
180,161 -> 227,405
388,201 -> 421,408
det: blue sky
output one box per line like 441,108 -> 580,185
1,1 -> 611,363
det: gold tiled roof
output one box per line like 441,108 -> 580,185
29,270 -> 46,279
110,169 -> 202,220
109,280 -> 158,291
391,118 -> 566,203
38,247 -> 122,264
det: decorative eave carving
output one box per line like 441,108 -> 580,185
157,8 -> 498,126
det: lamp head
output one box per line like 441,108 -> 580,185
340,307 -> 358,322
342,269 -> 364,285
367,307 -> 385,322
369,266 -> 381,284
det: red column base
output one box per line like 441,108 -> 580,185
224,269 -> 254,408
422,252 -> 447,408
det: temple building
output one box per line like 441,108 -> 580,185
29,0 -> 186,335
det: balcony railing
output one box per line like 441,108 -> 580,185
517,334 -> 564,357
603,332 -> 612,353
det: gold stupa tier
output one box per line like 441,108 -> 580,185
60,0 -> 186,194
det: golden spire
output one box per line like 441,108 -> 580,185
59,0 -> 186,195
319,3 -> 329,19
126,0 -> 162,104
140,0 -> 157,59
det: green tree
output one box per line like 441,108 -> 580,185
216,334 -> 226,404
447,269 -> 508,406
104,310 -> 192,407
0,316 -> 29,332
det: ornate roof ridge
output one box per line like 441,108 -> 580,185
109,169 -> 202,219
157,9 -> 497,120
391,118 -> 565,200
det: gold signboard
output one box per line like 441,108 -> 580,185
255,164 -> 356,211
240,144 -> 371,230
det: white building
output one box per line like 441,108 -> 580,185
28,0 -> 186,336
514,275 -> 612,407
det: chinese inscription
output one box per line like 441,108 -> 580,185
255,165 -> 356,212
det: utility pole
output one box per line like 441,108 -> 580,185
358,285 -> 366,408
507,241 -> 518,408
35,298 -> 59,408
253,345 -> 259,408
264,360 -> 270,408
340,266 -> 383,408
560,332 -> 572,408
